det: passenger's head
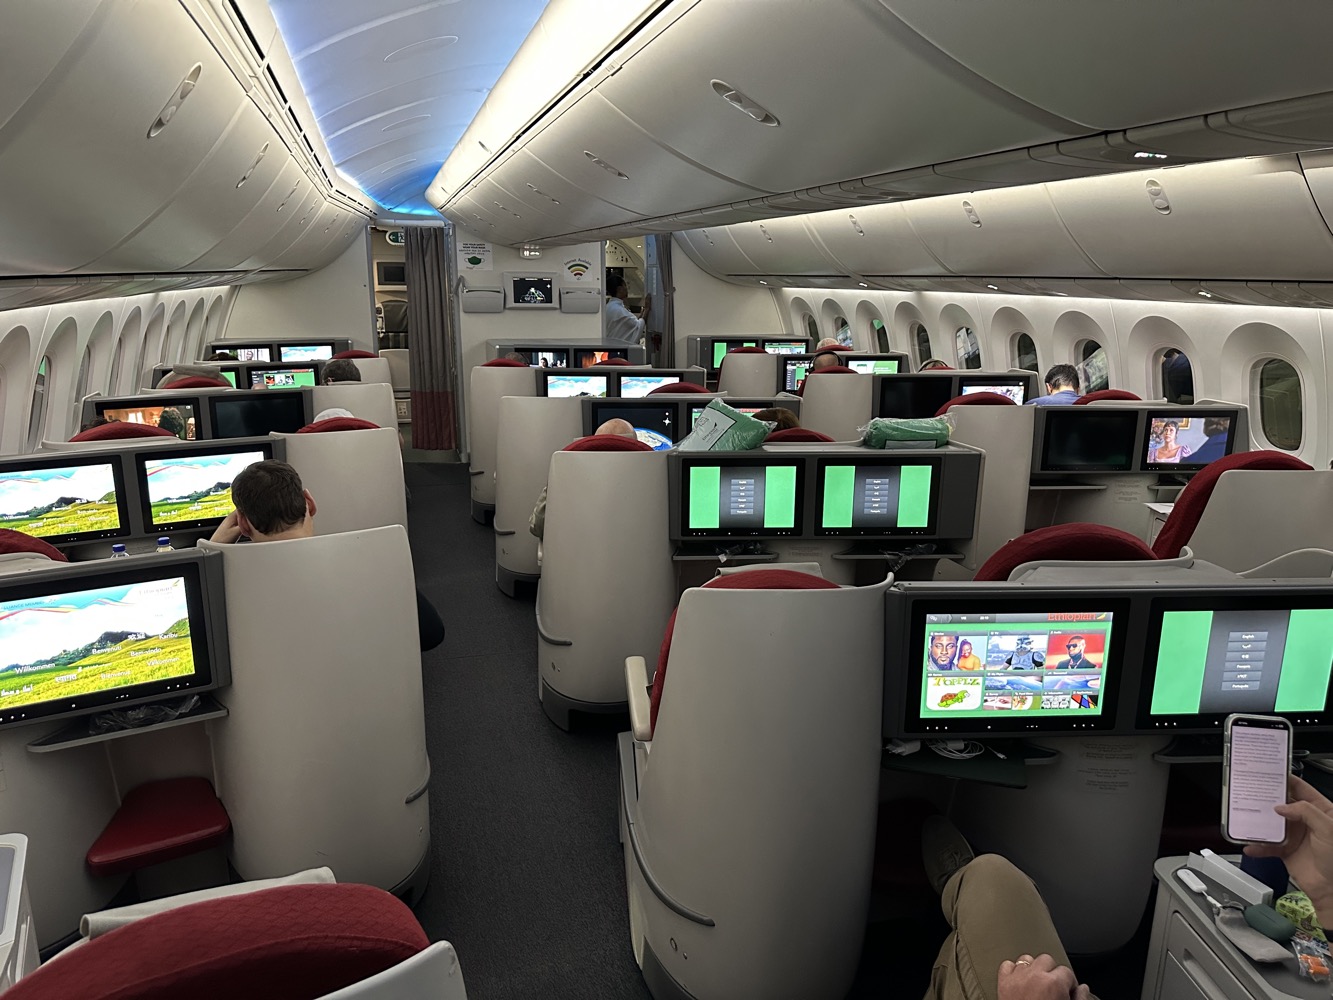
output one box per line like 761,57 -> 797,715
208,352 -> 238,362
594,418 -> 637,440
313,407 -> 355,423
609,277 -> 628,301
928,633 -> 958,669
157,407 -> 186,439
1043,364 -> 1079,393
919,358 -> 951,371
815,337 -> 840,351
812,351 -> 841,370
322,359 -> 361,384
753,407 -> 799,431
79,416 -> 109,433
229,460 -> 316,542
503,352 -> 528,363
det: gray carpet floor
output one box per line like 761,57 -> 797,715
401,461 -> 1150,1000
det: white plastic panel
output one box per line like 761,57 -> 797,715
806,203 -> 943,276
236,178 -> 317,270
268,203 -> 349,271
675,229 -> 759,276
525,91 -> 766,218
903,185 -> 1105,277
880,0 -> 1333,129
1047,156 -> 1333,280
598,0 -> 1077,196
0,2 -> 104,133
489,150 -> 630,237
87,99 -> 288,273
0,0 -> 246,273
189,157 -> 306,270
723,217 -> 842,276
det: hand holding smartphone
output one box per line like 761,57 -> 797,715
1223,713 -> 1293,844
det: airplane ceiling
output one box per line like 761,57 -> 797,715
268,0 -> 550,215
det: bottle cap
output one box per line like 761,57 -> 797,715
158,536 -> 171,544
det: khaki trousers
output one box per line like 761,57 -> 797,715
926,854 -> 1098,1000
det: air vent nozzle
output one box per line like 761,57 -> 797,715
711,80 -> 779,127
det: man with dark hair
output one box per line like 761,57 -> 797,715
208,352 -> 238,362
209,461 -> 443,650
322,359 -> 362,384
604,276 -> 651,345
1025,365 -> 1081,406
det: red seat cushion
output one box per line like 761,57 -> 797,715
0,529 -> 68,562
649,570 -> 840,732
933,392 -> 1017,416
646,381 -> 710,395
482,358 -> 528,367
1152,450 -> 1313,558
86,777 -> 231,876
563,434 -> 653,452
591,357 -> 634,366
1073,389 -> 1142,405
160,376 -> 232,390
765,427 -> 834,443
296,417 -> 381,433
975,523 -> 1157,582
4,883 -> 427,1000
71,422 -> 178,442
331,349 -> 376,359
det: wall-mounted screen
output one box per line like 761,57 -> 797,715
376,261 -> 407,287
1139,598 -> 1333,732
248,366 -> 318,389
588,403 -> 675,451
0,458 -> 129,545
1143,411 -> 1236,470
763,340 -> 808,355
231,347 -> 271,363
278,344 -> 335,363
815,458 -> 939,537
517,348 -> 570,368
712,339 -> 759,369
847,358 -> 901,375
511,276 -> 555,307
959,378 -> 1028,405
136,445 -> 271,532
0,562 -> 218,729
541,372 -> 608,398
574,349 -> 628,368
619,375 -> 679,398
96,401 -> 196,441
1038,409 -> 1139,473
877,376 -> 956,419
678,457 -> 802,538
209,392 -> 308,438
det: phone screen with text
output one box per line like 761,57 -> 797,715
1227,722 -> 1290,843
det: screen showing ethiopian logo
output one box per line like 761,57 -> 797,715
0,577 -> 195,714
921,611 -> 1114,718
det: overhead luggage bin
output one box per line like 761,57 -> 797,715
722,217 -> 841,276
236,178 -> 318,271
674,229 -> 759,277
1046,155 -> 1333,281
186,157 -> 305,271
805,203 -> 943,277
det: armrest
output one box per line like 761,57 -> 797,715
626,656 -> 652,742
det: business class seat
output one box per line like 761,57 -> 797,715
332,350 -> 376,360
311,383 -> 397,432
717,348 -> 778,397
380,349 -> 411,391
646,381 -> 710,395
1073,389 -> 1142,405
6,882 -> 467,1000
0,530 -> 67,578
493,396 -> 583,595
797,366 -> 873,440
536,439 -> 667,730
1151,451 -> 1315,564
349,357 -> 393,385
198,526 -> 430,898
282,425 -> 408,534
974,523 -> 1158,581
467,363 -> 537,522
621,569 -> 889,1000
160,375 -> 233,390
794,365 -> 855,397
934,391 -> 1016,416
69,422 -> 178,442
591,357 -> 635,366
763,427 -> 834,443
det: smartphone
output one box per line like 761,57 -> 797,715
1222,713 -> 1293,844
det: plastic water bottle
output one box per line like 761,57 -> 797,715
109,543 -> 128,559
154,536 -> 173,555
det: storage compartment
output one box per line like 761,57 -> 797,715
190,157 -> 305,270
236,179 -> 319,270
723,217 -> 842,276
675,229 -> 760,277
808,202 -> 944,276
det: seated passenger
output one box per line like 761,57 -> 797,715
811,351 -> 842,371
208,352 -> 238,361
919,358 -> 952,371
322,359 -> 362,384
923,816 -> 1096,1000
313,407 -> 356,423
529,419 -> 637,540
815,337 -> 841,351
1025,365 -> 1081,407
753,407 -> 799,431
1246,774 -> 1333,937
208,461 -> 443,652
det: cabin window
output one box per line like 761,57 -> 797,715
26,356 -> 49,451
912,322 -> 933,366
1257,358 -> 1302,451
75,343 -> 93,402
1076,340 -> 1109,393
803,314 -> 818,340
1013,333 -> 1039,373
1160,349 -> 1194,404
955,326 -> 981,369
871,319 -> 890,353
832,315 -> 851,346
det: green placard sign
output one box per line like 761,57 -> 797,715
386,230 -> 405,246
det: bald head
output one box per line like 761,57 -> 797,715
595,418 -> 637,440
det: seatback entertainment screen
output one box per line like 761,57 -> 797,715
0,459 -> 128,544
679,458 -> 802,538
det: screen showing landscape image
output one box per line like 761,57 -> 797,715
143,450 -> 265,529
279,344 -> 333,362
0,463 -> 122,540
0,576 -> 196,715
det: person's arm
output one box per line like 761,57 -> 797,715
1246,775 -> 1333,926
997,954 -> 1091,1000
208,511 -> 244,544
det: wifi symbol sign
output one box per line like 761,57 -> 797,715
566,260 -> 589,279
